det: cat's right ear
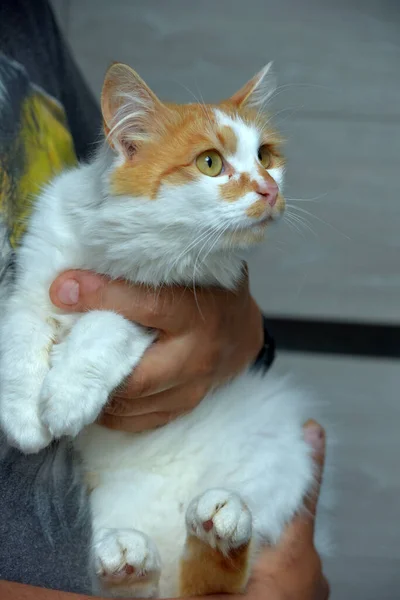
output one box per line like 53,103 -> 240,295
229,62 -> 276,110
101,63 -> 164,159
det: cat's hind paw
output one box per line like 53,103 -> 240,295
93,528 -> 161,598
186,489 -> 252,553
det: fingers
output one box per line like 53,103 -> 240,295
99,380 -> 209,432
112,336 -> 194,399
100,379 -> 211,432
106,378 -> 211,418
318,575 -> 330,600
97,410 -> 186,433
49,270 -> 193,331
303,419 -> 326,518
278,420 -> 326,551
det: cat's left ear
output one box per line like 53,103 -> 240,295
229,62 -> 276,109
101,62 -> 165,159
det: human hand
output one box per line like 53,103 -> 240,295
49,269 -> 263,432
243,419 -> 329,600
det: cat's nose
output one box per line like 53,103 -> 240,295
256,180 -> 278,207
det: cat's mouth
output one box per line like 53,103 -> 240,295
242,215 -> 275,231
256,216 -> 274,226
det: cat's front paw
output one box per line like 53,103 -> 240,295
94,528 -> 161,598
0,407 -> 52,454
39,367 -> 108,438
186,489 -> 252,552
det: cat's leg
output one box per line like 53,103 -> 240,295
39,311 -> 153,439
90,484 -> 162,598
0,305 -> 55,453
180,489 -> 253,596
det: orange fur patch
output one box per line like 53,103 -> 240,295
221,170 -> 280,204
217,126 -> 237,155
246,191 -> 286,219
227,228 -> 267,246
220,173 -> 254,202
246,198 -> 266,219
179,534 -> 251,596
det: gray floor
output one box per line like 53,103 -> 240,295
50,1 -> 400,598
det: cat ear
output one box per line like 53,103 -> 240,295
101,62 -> 164,158
229,62 -> 276,109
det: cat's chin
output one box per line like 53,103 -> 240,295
222,226 -> 267,249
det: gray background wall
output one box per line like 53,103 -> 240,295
51,1 -> 400,598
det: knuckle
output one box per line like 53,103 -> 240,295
104,397 -> 128,416
146,289 -> 175,322
322,576 -> 331,599
195,347 -> 220,378
128,371 -> 153,398
188,382 -> 211,408
141,298 -> 160,322
207,310 -> 226,338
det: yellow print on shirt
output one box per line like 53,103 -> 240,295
0,85 -> 77,248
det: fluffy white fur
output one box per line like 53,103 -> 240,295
0,69 -> 328,598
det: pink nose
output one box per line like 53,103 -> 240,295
256,180 -> 278,207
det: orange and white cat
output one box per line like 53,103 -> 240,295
0,63 -> 327,598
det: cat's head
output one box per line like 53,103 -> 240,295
101,62 -> 285,254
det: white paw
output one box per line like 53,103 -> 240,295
94,528 -> 161,598
39,367 -> 108,438
0,407 -> 52,454
186,489 -> 252,552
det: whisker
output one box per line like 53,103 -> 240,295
174,79 -> 217,135
168,228 -> 212,270
194,83 -> 217,133
285,210 -> 316,237
268,82 -> 332,105
288,204 -> 351,240
191,227 -> 223,319
286,192 -> 330,203
285,214 -> 305,236
192,226 -> 222,282
174,81 -> 212,120
201,223 -> 230,266
274,105 -> 305,127
161,225 -> 214,285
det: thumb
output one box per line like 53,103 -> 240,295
49,270 -> 106,310
49,270 -> 184,330
276,420 -> 326,553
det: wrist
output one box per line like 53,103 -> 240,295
252,315 -> 275,373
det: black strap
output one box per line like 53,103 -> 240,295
252,315 -> 276,373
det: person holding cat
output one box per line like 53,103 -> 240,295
0,0 -> 328,598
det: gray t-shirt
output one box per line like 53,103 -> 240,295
0,0 -> 100,593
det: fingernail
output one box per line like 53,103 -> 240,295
58,279 -> 79,305
304,421 -> 324,452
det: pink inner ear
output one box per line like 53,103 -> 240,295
230,78 -> 255,107
123,141 -> 136,159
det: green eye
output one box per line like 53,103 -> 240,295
258,145 -> 271,168
196,150 -> 223,177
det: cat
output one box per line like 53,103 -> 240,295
0,62 -> 328,598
